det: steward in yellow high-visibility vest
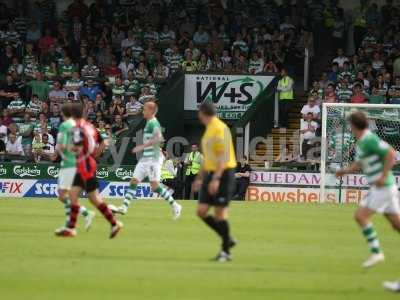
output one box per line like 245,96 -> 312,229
277,68 -> 294,128
184,143 -> 203,199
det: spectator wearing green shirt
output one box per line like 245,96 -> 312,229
19,112 -> 35,158
59,56 -> 77,79
27,72 -> 50,101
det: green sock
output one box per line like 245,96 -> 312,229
64,198 -> 71,227
124,183 -> 137,208
155,186 -> 175,205
362,223 -> 381,254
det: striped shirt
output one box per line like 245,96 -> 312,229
142,118 -> 163,161
248,58 -> 264,74
356,130 -> 395,187
112,84 -> 126,97
125,79 -> 142,96
167,54 -> 183,73
26,100 -> 41,115
336,86 -> 353,103
8,98 -> 25,110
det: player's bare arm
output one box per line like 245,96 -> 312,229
132,129 -> 164,153
335,161 -> 362,178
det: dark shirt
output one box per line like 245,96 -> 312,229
0,82 -> 20,107
112,122 -> 127,135
235,163 -> 252,182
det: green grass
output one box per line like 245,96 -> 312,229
1,199 -> 400,300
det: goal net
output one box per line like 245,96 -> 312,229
320,103 -> 400,203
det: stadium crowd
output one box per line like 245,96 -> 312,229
299,0 -> 400,161
0,0 -> 314,162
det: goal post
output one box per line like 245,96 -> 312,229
320,103 -> 400,204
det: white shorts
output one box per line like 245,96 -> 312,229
133,159 -> 163,182
57,167 -> 77,191
360,185 -> 400,214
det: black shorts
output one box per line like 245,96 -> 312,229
72,173 -> 99,193
199,168 -> 235,207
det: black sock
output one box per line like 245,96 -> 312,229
202,216 -> 223,236
218,220 -> 232,253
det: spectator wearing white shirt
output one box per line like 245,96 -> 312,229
301,97 -> 320,121
6,133 -> 23,158
332,48 -> 349,69
121,30 -> 135,50
118,56 -> 135,80
300,113 -> 318,161
40,133 -> 55,161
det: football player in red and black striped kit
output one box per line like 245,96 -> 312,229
56,103 -> 123,238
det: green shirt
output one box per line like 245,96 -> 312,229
59,64 -> 77,77
142,118 -> 163,161
56,119 -> 76,169
355,130 -> 395,187
27,80 -> 50,101
19,122 -> 34,145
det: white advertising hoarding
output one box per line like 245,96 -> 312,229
184,74 -> 274,119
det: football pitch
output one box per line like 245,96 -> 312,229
1,199 -> 400,300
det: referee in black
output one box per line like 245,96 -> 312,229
193,103 -> 237,262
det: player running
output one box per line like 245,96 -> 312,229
55,104 -> 95,235
335,111 -> 400,268
110,101 -> 182,219
56,103 -> 123,238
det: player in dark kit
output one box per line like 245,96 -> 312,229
55,103 -> 123,238
193,103 -> 237,262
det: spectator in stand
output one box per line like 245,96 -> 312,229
233,155 -> 251,201
248,52 -> 264,74
38,28 -> 56,57
26,72 -> 50,102
81,56 -> 100,79
328,62 -> 339,83
125,95 -> 143,127
79,79 -> 103,102
323,83 -> 337,103
49,80 -> 66,111
38,133 -> 55,162
118,55 -> 135,80
333,48 -> 349,69
135,62 -> 150,80
351,83 -> 368,104
19,113 -> 34,158
32,130 -> 44,162
388,76 -> 400,103
7,96 -> 25,118
6,133 -> 24,159
109,95 -> 125,117
49,104 -> 62,132
0,74 -> 20,109
301,97 -> 320,121
193,25 -> 210,46
300,112 -> 318,161
336,76 -> 353,103
112,114 -> 128,140
182,52 -> 198,72
369,83 -> 386,104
